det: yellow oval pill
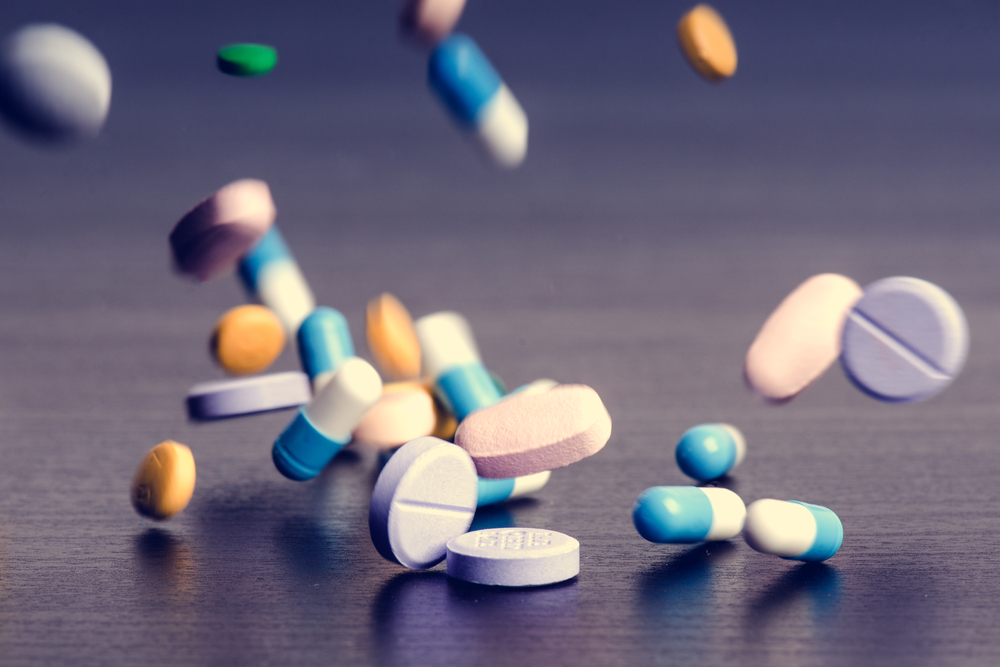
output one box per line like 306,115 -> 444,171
677,4 -> 737,82
131,441 -> 196,520
210,304 -> 286,375
366,293 -> 422,381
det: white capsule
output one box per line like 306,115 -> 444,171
744,498 -> 844,562
414,311 -> 481,378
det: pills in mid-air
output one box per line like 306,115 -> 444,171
745,273 -> 863,404
428,34 -> 528,169
298,306 -> 356,392
477,470 -> 551,507
186,371 -> 311,421
744,499 -> 843,562
415,311 -> 502,421
399,0 -> 468,48
366,293 -> 421,381
446,527 -> 580,587
0,23 -> 111,142
369,436 -> 478,569
217,43 -> 277,77
169,178 -> 276,281
675,423 -> 746,482
238,225 -> 316,335
676,4 -> 737,82
273,357 -> 382,481
455,383 -> 612,479
632,486 -> 746,544
841,276 -> 968,403
131,441 -> 196,521
211,304 -> 285,375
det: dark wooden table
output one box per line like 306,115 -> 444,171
1,2 -> 999,664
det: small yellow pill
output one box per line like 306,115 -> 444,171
677,4 -> 737,82
131,441 -> 196,521
366,293 -> 422,381
210,304 -> 286,375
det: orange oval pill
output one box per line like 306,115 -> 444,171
366,293 -> 422,381
677,4 -> 737,82
131,441 -> 196,520
211,304 -> 286,375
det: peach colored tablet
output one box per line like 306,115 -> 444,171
454,384 -> 611,478
744,273 -> 862,403
353,382 -> 436,449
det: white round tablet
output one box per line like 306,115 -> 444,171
0,23 -> 111,142
446,527 -> 580,587
369,436 -> 478,570
186,371 -> 311,420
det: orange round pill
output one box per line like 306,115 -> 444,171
211,304 -> 286,375
366,293 -> 422,381
677,4 -> 737,82
131,440 -> 196,521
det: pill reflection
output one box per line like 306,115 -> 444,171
372,571 -> 579,665
134,528 -> 196,601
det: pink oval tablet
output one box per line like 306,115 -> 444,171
169,179 -> 276,281
353,385 -> 437,450
399,0 -> 468,48
454,384 -> 612,478
745,273 -> 862,403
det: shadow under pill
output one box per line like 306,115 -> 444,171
134,528 -> 197,599
635,541 -> 738,609
745,562 -> 841,628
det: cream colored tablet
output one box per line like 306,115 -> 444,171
210,304 -> 286,375
745,274 -> 862,403
367,293 -> 422,381
131,441 -> 196,521
399,0 -> 468,48
352,381 -> 437,449
677,4 -> 737,82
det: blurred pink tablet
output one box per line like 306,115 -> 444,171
399,0 -> 468,48
454,384 -> 612,478
169,178 -> 276,281
352,384 -> 437,450
745,273 -> 862,403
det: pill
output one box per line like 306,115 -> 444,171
455,384 -> 612,478
675,423 -> 746,482
131,441 -> 196,521
676,5 -> 737,82
366,293 -> 421,381
352,381 -> 437,449
477,470 -> 551,507
745,274 -> 863,404
210,304 -> 286,375
840,276 -> 968,403
632,486 -> 746,543
238,225 -> 316,335
428,34 -> 528,169
369,436 -> 478,569
169,179 -> 276,281
186,371 -> 311,421
399,0 -> 467,48
272,358 -> 382,481
744,499 -> 843,562
217,43 -> 277,77
298,307 -> 355,392
430,397 -> 459,441
446,527 -> 579,587
0,24 -> 111,142
415,311 -> 502,422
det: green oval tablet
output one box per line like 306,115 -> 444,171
217,44 -> 277,77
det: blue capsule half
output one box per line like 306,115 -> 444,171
297,307 -> 354,384
429,34 -> 502,126
632,486 -> 746,544
675,423 -> 746,482
435,362 -> 503,422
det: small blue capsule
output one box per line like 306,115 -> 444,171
632,486 -> 746,544
297,307 -> 355,388
675,423 -> 746,482
238,225 -> 316,334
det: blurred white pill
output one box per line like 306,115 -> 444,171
0,24 -> 111,142
399,0 -> 468,48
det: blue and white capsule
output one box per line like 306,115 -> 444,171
744,499 -> 843,562
238,225 -> 316,335
272,357 -> 382,481
632,486 -> 747,544
428,33 -> 528,169
414,311 -> 502,422
297,307 -> 355,392
477,470 -> 551,507
675,423 -> 746,482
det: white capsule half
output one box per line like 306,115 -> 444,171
744,498 -> 843,562
415,311 -> 481,379
305,357 -> 383,443
475,84 -> 527,169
